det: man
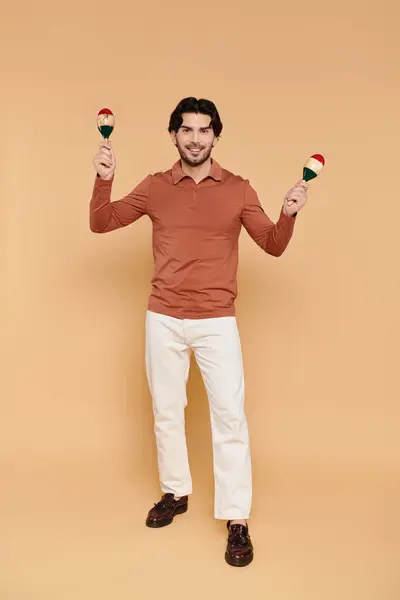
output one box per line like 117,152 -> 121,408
89,97 -> 308,567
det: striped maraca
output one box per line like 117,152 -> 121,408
303,154 -> 325,182
97,108 -> 115,139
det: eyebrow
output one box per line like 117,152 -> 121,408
180,125 -> 211,130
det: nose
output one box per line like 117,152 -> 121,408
190,130 -> 200,144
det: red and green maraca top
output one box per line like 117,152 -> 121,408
97,108 -> 115,139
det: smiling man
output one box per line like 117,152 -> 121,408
89,97 -> 308,567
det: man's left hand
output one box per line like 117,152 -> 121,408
283,180 -> 308,217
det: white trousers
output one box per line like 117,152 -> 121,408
145,310 -> 252,520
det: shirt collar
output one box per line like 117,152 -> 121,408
172,159 -> 222,184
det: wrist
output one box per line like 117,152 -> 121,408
282,205 -> 296,218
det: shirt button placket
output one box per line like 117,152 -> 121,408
192,184 -> 197,207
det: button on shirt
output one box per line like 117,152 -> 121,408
89,159 -> 296,319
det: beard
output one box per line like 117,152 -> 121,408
176,141 -> 213,167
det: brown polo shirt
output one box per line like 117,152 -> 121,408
89,159 -> 296,319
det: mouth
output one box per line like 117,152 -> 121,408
187,147 -> 202,155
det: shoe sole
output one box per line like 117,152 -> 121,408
225,552 -> 254,567
146,504 -> 188,528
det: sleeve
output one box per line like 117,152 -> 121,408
89,174 -> 151,233
240,180 -> 296,257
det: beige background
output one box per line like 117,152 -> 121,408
2,1 -> 400,598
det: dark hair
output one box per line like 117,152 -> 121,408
168,97 -> 223,137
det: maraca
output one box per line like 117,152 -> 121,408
97,108 -> 115,139
287,154 -> 325,214
302,154 -> 325,182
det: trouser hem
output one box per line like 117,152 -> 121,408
161,487 -> 193,496
214,514 -> 251,520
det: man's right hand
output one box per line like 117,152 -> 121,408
93,141 -> 116,180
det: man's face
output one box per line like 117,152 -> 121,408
171,112 -> 216,167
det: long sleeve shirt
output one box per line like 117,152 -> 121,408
89,159 -> 296,319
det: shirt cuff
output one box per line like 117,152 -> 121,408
280,207 -> 297,220
94,174 -> 114,186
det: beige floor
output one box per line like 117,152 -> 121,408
2,459 -> 398,600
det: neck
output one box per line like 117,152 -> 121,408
181,157 -> 212,184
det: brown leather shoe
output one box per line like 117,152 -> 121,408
146,493 -> 188,528
225,521 -> 254,567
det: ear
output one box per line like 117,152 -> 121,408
212,136 -> 219,147
170,131 -> 177,146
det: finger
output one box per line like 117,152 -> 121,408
96,153 -> 111,165
290,188 -> 307,198
96,159 -> 112,169
99,142 -> 112,152
286,193 -> 306,205
294,182 -> 308,191
98,150 -> 113,161
99,148 -> 112,158
286,195 -> 301,205
98,157 -> 112,168
285,186 -> 307,203
289,194 -> 305,202
285,183 -> 304,199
